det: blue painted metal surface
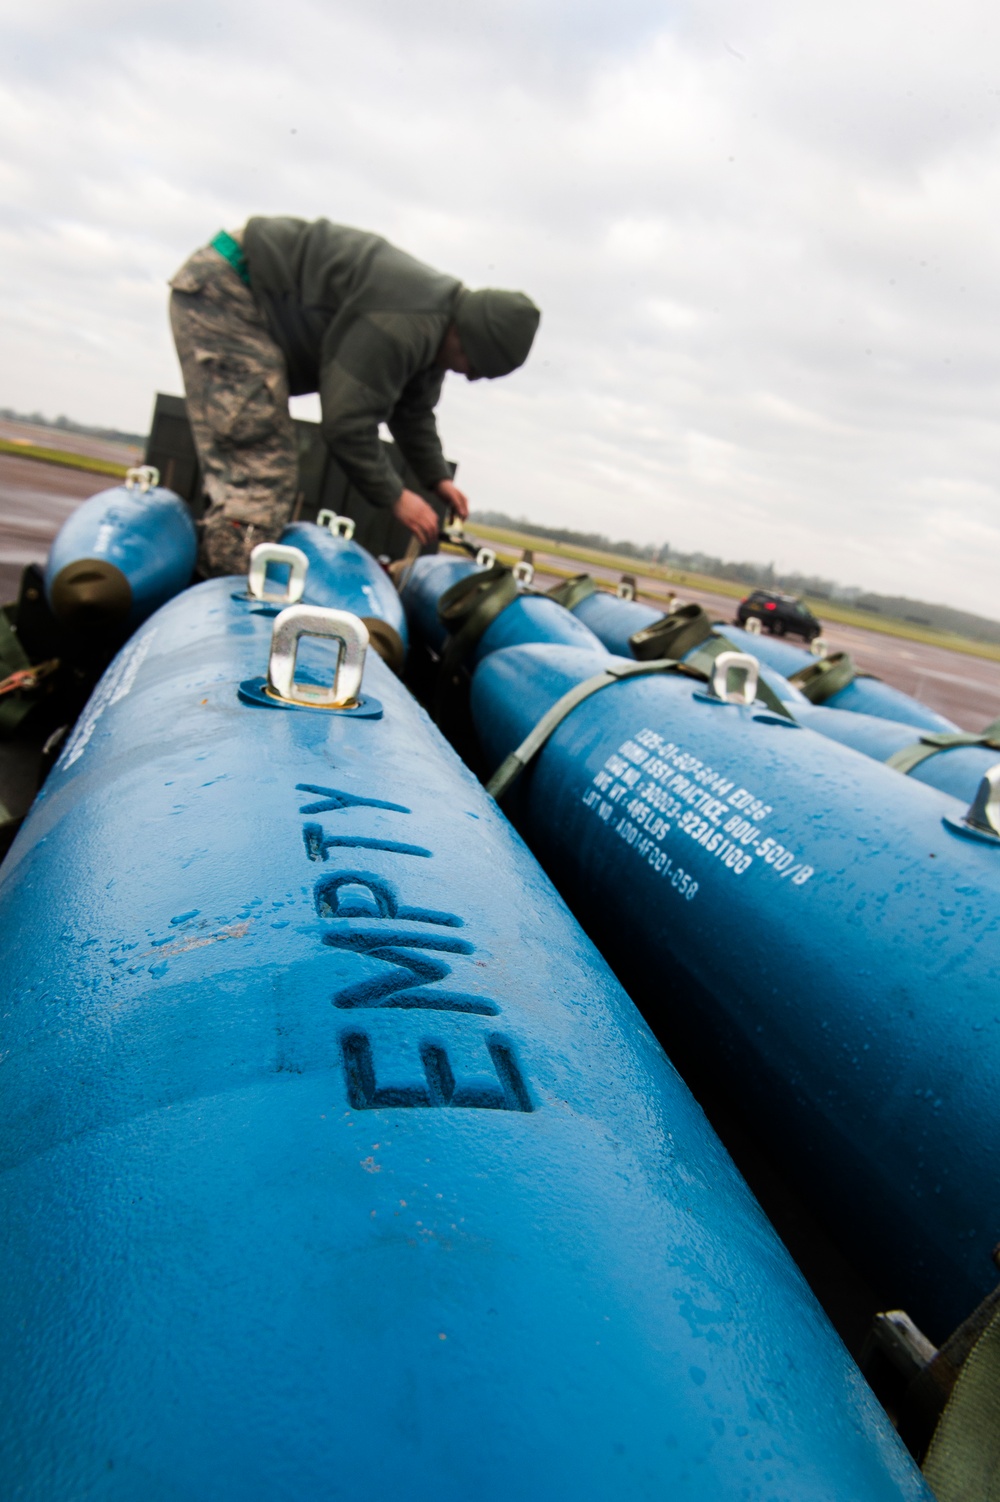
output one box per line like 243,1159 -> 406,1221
396,552 -> 474,645
571,593 -> 958,733
795,704 -> 1000,805
568,593 -> 991,801
44,479 -> 197,627
398,554 -> 476,651
563,592 -> 805,707
712,623 -> 838,679
572,588 -> 659,657
0,582 -> 927,1500
401,563 -> 804,712
281,521 -> 408,647
470,642 -> 1000,1339
401,554 -> 605,663
400,565 -> 992,810
717,625 -> 958,733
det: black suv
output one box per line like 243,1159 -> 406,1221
735,590 -> 821,642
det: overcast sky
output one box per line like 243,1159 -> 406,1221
2,0 -> 1000,615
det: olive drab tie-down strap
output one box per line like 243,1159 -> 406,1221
485,646 -> 794,802
787,651 -> 859,704
545,573 -> 598,612
485,658 -> 684,800
630,601 -> 713,663
389,524 -> 469,595
923,1302 -> 1000,1502
886,717 -> 1000,776
434,562 -> 520,717
629,603 -> 795,724
680,635 -> 795,721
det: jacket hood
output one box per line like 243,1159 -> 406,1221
453,288 -> 541,378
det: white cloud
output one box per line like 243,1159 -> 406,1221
1,0 -> 1000,614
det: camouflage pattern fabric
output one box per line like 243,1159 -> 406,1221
169,241 -> 298,577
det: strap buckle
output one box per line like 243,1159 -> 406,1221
546,574 -> 597,611
788,651 -> 857,703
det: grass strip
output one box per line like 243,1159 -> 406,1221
0,439 -> 130,479
470,522 -> 1000,664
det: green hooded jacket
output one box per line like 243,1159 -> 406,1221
244,217 -> 540,509
244,217 -> 462,508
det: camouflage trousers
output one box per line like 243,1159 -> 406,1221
169,239 -> 298,578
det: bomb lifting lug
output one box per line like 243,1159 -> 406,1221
238,605 -> 382,717
316,510 -> 356,540
944,763 -> 1000,845
124,465 -> 160,493
245,543 -> 309,606
708,650 -> 760,706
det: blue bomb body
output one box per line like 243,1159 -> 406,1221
470,642 -> 1000,1340
702,623 -> 957,733
571,587 -> 659,657
400,555 -> 604,662
572,592 -> 958,734
281,521 -> 408,647
794,703 -> 1000,805
0,580 -> 927,1501
568,590 -> 993,804
44,480 -> 197,627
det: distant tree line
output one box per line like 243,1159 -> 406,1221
474,511 -> 1000,645
0,407 -> 145,448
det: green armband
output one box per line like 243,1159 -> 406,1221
210,230 -> 251,288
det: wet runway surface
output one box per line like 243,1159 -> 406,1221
0,456 -> 103,600
0,421 -> 141,601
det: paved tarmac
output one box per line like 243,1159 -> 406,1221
0,455 -> 105,601
0,422 -> 141,601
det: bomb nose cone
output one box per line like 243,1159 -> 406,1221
360,617 -> 405,676
48,558 -> 132,626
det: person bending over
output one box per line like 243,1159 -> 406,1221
169,216 -> 540,575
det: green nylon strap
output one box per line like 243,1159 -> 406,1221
923,1302 -> 1000,1501
485,645 -> 794,801
546,573 -> 597,611
887,718 -> 1000,775
434,563 -> 520,716
686,636 -> 795,722
630,601 -> 716,662
210,230 -> 251,288
630,602 -> 793,722
788,651 -> 857,704
485,657 -> 683,800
